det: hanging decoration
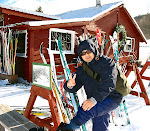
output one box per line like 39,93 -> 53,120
115,24 -> 127,49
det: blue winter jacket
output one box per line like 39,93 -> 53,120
64,55 -> 123,105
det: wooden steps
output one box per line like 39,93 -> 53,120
0,104 -> 40,131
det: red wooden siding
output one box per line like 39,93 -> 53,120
93,7 -> 143,59
4,14 -> 37,25
13,6 -> 146,82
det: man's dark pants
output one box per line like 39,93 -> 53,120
69,97 -> 118,131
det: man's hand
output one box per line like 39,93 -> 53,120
67,73 -> 77,88
82,99 -> 95,111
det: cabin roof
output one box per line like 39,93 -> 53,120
0,3 -> 60,20
24,2 -> 124,26
57,1 -> 122,19
0,2 -> 147,43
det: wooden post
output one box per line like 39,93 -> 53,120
139,61 -> 150,81
119,56 -> 150,105
23,85 -> 60,131
130,63 -> 150,105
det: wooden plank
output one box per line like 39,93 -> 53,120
0,104 -> 39,131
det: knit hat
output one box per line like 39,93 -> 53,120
78,39 -> 97,57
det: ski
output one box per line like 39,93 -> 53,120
16,110 -> 51,116
40,42 -> 71,123
109,31 -> 130,126
6,29 -> 12,75
12,33 -> 18,75
110,31 -> 119,63
40,43 -> 70,123
122,100 -> 130,124
2,31 -> 6,73
96,29 -> 106,56
96,28 -> 102,55
40,42 -> 47,64
11,106 -> 51,116
57,36 -> 87,131
57,36 -> 78,113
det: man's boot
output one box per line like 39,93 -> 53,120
56,122 -> 73,131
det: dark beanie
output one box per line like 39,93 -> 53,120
78,39 -> 97,56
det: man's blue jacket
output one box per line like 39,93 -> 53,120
64,55 -> 123,105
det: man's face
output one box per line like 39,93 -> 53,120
80,50 -> 95,63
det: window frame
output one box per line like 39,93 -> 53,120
49,28 -> 75,54
124,37 -> 135,53
16,30 -> 28,58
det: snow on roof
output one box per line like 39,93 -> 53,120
27,18 -> 91,26
0,3 -> 60,20
26,1 -> 123,27
0,17 -> 91,28
57,2 -> 123,19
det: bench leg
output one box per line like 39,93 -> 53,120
23,92 -> 37,118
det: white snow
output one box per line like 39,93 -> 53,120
27,18 -> 91,27
0,45 -> 150,131
57,2 -> 123,20
0,3 -> 59,20
139,39 -> 150,65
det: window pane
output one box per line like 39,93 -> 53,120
66,43 -> 71,50
17,33 -> 26,53
51,41 -> 58,50
51,31 -> 56,40
67,34 -> 71,42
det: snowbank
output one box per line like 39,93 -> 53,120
139,39 -> 150,65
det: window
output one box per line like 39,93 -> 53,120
49,28 -> 75,54
16,30 -> 28,57
124,37 -> 135,53
0,14 -> 4,26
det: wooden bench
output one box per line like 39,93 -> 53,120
0,104 -> 40,131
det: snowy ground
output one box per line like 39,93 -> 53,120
0,41 -> 150,131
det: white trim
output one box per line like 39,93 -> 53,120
0,22 -> 28,28
124,37 -> 135,53
28,18 -> 91,26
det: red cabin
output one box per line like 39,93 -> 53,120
0,2 -> 147,82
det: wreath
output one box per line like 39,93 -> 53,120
115,25 -> 127,49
